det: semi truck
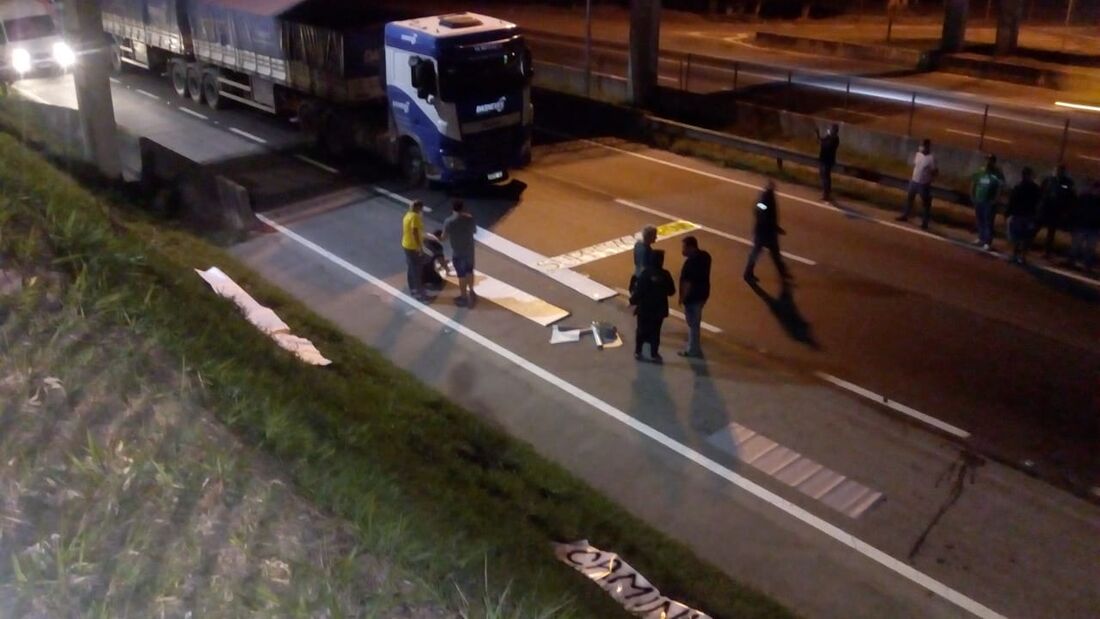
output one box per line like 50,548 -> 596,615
0,0 -> 74,83
101,0 -> 533,185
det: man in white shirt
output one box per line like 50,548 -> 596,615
897,139 -> 938,229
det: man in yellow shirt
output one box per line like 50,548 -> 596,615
402,201 -> 426,299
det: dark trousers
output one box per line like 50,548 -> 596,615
635,314 -> 665,357
1037,214 -> 1061,256
975,201 -> 997,246
404,249 -> 422,294
744,235 -> 789,279
819,163 -> 834,199
903,181 -> 933,226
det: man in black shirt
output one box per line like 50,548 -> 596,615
744,179 -> 791,283
678,236 -> 711,358
816,123 -> 840,202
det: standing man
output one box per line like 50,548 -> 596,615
744,179 -> 791,283
1005,167 -> 1041,265
815,123 -> 840,202
1037,163 -> 1077,259
678,236 -> 711,359
630,250 -> 675,363
897,138 -> 938,229
631,225 -> 658,291
1067,180 -> 1099,273
401,200 -> 426,300
440,200 -> 478,307
970,154 -> 1005,251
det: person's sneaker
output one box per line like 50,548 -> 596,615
634,353 -> 643,361
982,244 -> 992,252
973,239 -> 983,246
677,350 -> 702,359
651,354 -> 664,364
454,296 -> 469,307
468,290 -> 478,307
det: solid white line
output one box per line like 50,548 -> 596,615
945,129 -> 1012,144
371,185 -> 412,205
255,211 -> 1004,619
1078,154 -> 1100,163
815,372 -> 971,439
294,154 -> 339,174
615,198 -> 818,266
177,107 -> 208,120
109,77 -> 121,84
12,86 -> 47,104
229,127 -> 267,144
872,218 -> 950,242
1038,264 -> 1100,288
135,88 -> 160,100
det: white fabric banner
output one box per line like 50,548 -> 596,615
553,540 -> 711,619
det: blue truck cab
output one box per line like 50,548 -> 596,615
384,14 -> 532,185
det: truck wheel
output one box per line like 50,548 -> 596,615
401,142 -> 425,186
202,72 -> 223,110
186,65 -> 203,104
170,61 -> 187,98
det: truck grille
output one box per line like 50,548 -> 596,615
461,125 -> 518,165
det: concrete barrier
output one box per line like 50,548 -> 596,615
753,32 -> 937,71
533,60 -> 630,105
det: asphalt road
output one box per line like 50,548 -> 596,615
528,35 -> 1100,174
11,68 -> 1100,618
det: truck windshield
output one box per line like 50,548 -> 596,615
439,48 -> 524,102
3,15 -> 57,43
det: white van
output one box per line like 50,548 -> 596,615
0,0 -> 73,82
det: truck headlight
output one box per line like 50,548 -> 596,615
12,48 -> 31,75
53,42 -> 76,69
441,155 -> 466,171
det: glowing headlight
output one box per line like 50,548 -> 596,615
53,42 -> 75,69
11,48 -> 32,75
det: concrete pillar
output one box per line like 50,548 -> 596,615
628,0 -> 661,107
63,0 -> 121,179
940,0 -> 969,53
996,0 -> 1024,55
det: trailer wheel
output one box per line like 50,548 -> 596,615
170,61 -> 187,98
202,72 -> 223,110
186,65 -> 203,104
401,141 -> 425,187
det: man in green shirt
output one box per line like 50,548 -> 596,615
971,154 -> 1005,251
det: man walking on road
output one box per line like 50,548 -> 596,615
1005,167 -> 1041,265
970,155 -> 1005,251
815,123 -> 840,202
744,179 -> 790,283
1037,163 -> 1077,259
678,236 -> 711,359
898,138 -> 938,229
440,200 -> 478,307
401,200 -> 426,300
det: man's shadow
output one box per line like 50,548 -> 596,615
748,280 -> 821,350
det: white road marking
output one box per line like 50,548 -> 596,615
109,77 -> 121,84
1078,154 -> 1100,163
255,211 -> 1005,619
537,220 -> 699,271
135,89 -> 160,100
873,218 -> 950,242
12,86 -> 47,104
945,129 -> 1012,144
1038,264 -> 1100,287
294,154 -> 339,174
615,198 -> 818,266
177,106 -> 208,120
815,372 -> 971,439
229,127 -> 267,144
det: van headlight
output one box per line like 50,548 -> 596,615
11,48 -> 32,75
441,155 -> 466,171
53,42 -> 76,69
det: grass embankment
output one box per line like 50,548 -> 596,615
0,101 -> 794,618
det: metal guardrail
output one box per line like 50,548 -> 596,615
527,30 -> 1096,169
645,116 -> 972,205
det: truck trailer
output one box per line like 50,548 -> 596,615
102,0 -> 533,185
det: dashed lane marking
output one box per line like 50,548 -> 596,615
177,107 -> 208,120
816,372 -> 971,439
228,127 -> 267,144
135,89 -> 160,100
255,211 -> 1006,619
945,128 -> 1013,144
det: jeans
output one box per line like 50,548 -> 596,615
1071,228 -> 1098,269
683,302 -> 705,355
903,181 -> 933,226
819,163 -> 834,199
975,201 -> 997,246
744,235 -> 789,279
404,248 -> 423,294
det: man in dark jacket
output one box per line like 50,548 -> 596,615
678,236 -> 711,358
744,179 -> 790,283
1067,180 -> 1099,273
630,249 -> 675,363
1037,163 -> 1077,258
816,123 -> 840,201
1005,167 -> 1041,265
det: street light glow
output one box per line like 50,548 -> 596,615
11,48 -> 31,75
53,42 -> 76,69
